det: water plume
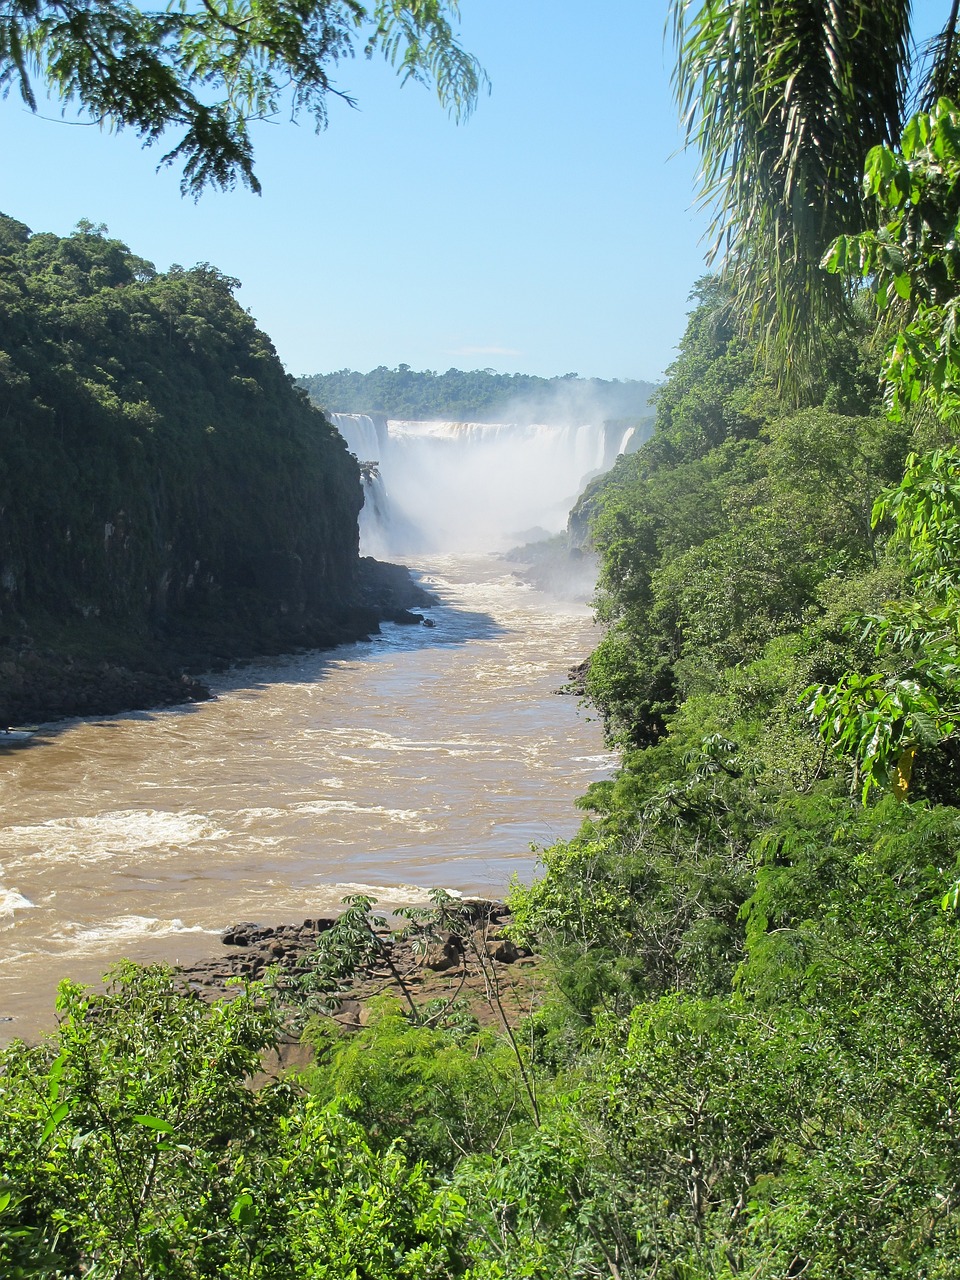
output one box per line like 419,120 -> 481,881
331,413 -> 649,557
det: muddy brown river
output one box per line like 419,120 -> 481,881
0,555 -> 613,1043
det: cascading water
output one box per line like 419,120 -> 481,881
330,413 -> 641,557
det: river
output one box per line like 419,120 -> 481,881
0,554 -> 613,1043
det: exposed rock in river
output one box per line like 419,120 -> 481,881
177,900 -> 538,1033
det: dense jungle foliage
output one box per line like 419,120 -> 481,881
10,78 -> 960,1280
298,364 -> 654,424
0,214 -> 365,662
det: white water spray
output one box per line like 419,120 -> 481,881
330,413 -> 641,557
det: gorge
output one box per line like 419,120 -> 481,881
0,215 -> 640,1046
0,554 -> 612,1042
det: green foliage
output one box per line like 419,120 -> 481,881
671,0 -> 914,389
508,730 -> 761,1023
307,1006 -> 530,1169
298,364 -> 655,424
453,1096 -> 638,1279
824,98 -> 960,421
0,966 -> 477,1277
809,447 -> 960,799
577,280 -> 899,749
0,963 -> 282,1277
1,0 -> 485,195
266,1098 -> 470,1280
0,213 -> 364,672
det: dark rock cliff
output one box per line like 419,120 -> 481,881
0,214 -> 430,724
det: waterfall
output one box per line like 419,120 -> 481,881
330,413 -> 635,557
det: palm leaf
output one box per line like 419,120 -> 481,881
670,0 -> 912,396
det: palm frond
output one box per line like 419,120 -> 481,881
671,0 -> 912,397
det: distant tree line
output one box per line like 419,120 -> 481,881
298,364 -> 655,423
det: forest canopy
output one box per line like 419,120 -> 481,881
298,364 -> 655,423
0,211 -> 365,686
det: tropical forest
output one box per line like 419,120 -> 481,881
4,1 -> 960,1278
297,365 -> 654,424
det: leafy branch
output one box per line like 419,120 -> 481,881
1,0 -> 486,194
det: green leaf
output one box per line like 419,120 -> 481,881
132,1114 -> 176,1134
39,1101 -> 70,1144
231,1192 -> 256,1225
47,1052 -> 67,1104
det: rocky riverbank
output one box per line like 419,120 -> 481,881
0,558 -> 436,727
179,900 -> 540,1037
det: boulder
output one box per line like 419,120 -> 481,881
422,931 -> 463,972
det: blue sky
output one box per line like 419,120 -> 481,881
7,1 -> 942,385
2,3 -> 711,383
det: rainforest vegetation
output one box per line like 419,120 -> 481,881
0,212 -> 429,723
298,364 -> 654,425
7,2 -> 960,1276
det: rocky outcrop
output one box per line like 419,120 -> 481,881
0,647 -> 210,726
0,216 -> 439,726
177,900 -> 536,1032
181,919 -> 337,987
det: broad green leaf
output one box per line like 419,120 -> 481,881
39,1101 -> 70,1144
132,1114 -> 176,1134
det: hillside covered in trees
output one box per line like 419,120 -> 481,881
0,214 -> 425,723
298,364 -> 655,425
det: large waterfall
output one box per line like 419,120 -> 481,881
330,413 -> 641,557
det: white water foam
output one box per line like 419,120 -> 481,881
293,801 -> 424,821
54,915 -> 216,950
0,810 -> 229,866
326,881 -> 458,904
0,888 -> 35,917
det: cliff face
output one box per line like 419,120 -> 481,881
0,214 -> 423,722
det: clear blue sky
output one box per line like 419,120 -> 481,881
14,3 -> 946,385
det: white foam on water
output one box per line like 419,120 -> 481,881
232,806 -> 287,822
54,915 -> 216,950
320,728 -> 510,757
292,801 -> 434,828
0,887 -> 35,917
0,810 -> 229,866
327,881 -> 455,905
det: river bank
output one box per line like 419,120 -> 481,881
0,558 -> 435,727
178,898 -> 539,1038
0,555 -> 611,1045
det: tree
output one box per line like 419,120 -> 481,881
670,0 -> 960,391
825,96 -> 960,421
0,0 -> 485,195
804,100 -> 960,801
808,446 -> 960,802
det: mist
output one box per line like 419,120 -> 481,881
330,412 -> 652,559
493,377 -> 654,428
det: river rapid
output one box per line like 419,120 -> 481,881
0,555 -> 614,1043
